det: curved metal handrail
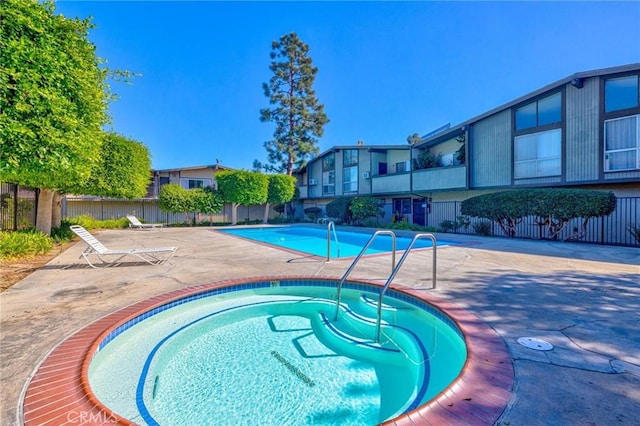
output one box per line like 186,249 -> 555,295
326,221 -> 340,261
376,233 -> 437,341
334,230 -> 396,320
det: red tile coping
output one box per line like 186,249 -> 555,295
21,276 -> 514,426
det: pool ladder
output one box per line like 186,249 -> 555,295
325,221 -> 340,261
333,232 -> 437,342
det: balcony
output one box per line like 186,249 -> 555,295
413,165 -> 467,191
371,173 -> 410,194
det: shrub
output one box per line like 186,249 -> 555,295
439,220 -> 457,233
66,215 -> 129,230
461,189 -> 616,239
326,197 -> 354,224
472,220 -> 493,236
413,150 -> 442,170
349,196 -> 384,225
0,229 -> 54,260
388,221 -> 426,232
361,217 -> 381,228
440,216 -> 471,233
268,216 -> 293,224
304,207 -> 322,221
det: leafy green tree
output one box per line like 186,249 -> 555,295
259,32 -> 329,176
263,174 -> 296,224
349,196 -> 385,225
0,0 -> 110,234
158,184 -> 222,226
216,171 -> 269,225
72,132 -> 151,199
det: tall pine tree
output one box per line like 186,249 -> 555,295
259,33 -> 328,176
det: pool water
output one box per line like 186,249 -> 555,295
88,282 -> 467,425
217,226 -> 451,258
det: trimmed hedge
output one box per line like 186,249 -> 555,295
461,189 -> 616,239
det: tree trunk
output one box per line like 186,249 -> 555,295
51,192 -> 63,229
263,202 -> 270,224
231,203 -> 238,225
36,188 -> 54,235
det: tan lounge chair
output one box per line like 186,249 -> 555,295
70,225 -> 177,268
126,215 -> 163,229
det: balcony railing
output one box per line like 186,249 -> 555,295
413,165 -> 466,191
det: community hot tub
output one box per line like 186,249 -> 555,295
21,276 -> 514,425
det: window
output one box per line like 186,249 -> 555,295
604,114 -> 640,171
180,178 -> 212,189
514,128 -> 562,178
343,150 -> 358,192
322,171 -> 335,194
322,153 -> 335,171
343,167 -> 358,192
515,92 -> 562,131
322,153 -> 335,194
393,198 -> 411,215
605,75 -> 639,113
343,149 -> 358,166
395,161 -> 408,173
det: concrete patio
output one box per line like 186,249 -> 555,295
1,226 -> 638,425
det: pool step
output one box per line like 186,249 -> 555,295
313,313 -> 409,366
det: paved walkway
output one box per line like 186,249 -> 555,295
1,226 -> 639,425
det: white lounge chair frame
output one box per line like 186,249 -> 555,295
70,225 -> 177,268
126,215 -> 163,229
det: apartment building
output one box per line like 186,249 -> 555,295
146,164 -> 232,198
296,64 -> 640,229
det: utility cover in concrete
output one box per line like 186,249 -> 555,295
517,337 -> 554,351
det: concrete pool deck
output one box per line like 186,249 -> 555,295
1,226 -> 639,425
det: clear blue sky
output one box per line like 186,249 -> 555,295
55,1 -> 640,171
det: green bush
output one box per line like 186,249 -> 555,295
413,150 -> 442,170
387,221 -> 434,232
268,216 -> 294,224
439,220 -> 457,233
0,229 -> 54,260
349,196 -> 385,225
66,215 -> 129,230
304,207 -> 322,221
440,216 -> 471,233
326,197 -> 354,224
472,220 -> 493,236
361,217 -> 381,228
461,189 -> 616,239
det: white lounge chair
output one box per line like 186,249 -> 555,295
70,225 -> 177,268
126,215 -> 163,229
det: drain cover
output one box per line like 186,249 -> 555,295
517,337 -> 553,351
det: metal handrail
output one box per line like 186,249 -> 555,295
376,233 -> 437,341
326,221 -> 340,261
334,230 -> 396,320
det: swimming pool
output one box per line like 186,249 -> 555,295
87,278 -> 466,425
218,226 -> 451,258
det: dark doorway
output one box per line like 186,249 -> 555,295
412,198 -> 427,227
